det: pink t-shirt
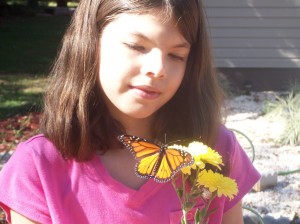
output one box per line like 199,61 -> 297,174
0,127 -> 260,224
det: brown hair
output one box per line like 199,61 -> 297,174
41,0 -> 224,161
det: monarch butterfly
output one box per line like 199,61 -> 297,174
117,135 -> 194,183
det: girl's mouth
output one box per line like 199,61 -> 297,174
130,85 -> 161,100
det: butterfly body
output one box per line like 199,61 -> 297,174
117,135 -> 194,183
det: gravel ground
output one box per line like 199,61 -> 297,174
225,92 -> 300,224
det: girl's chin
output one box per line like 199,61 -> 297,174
117,107 -> 158,120
124,111 -> 156,120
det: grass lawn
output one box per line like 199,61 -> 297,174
0,15 -> 70,119
0,15 -> 70,74
0,74 -> 46,119
0,16 -> 70,75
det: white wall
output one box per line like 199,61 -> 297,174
203,0 -> 300,68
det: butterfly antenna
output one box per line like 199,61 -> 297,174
169,139 -> 182,145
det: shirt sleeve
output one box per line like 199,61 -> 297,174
223,130 -> 261,213
0,140 -> 51,224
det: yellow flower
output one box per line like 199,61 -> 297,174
180,142 -> 224,175
181,165 -> 194,175
169,144 -> 187,151
196,170 -> 238,200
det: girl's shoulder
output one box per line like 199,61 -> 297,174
16,134 -> 61,159
7,134 -> 71,172
9,134 -> 99,175
214,125 -> 238,151
213,125 -> 253,168
21,133 -> 54,146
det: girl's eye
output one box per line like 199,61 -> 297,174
124,43 -> 145,52
169,53 -> 185,61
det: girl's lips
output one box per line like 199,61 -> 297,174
130,85 -> 161,100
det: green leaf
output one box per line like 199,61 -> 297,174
177,188 -> 183,198
194,208 -> 201,224
205,207 -> 218,217
184,202 -> 196,211
181,214 -> 187,224
181,218 -> 186,224
191,191 -> 203,198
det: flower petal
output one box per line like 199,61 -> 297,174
186,142 -> 224,170
196,170 -> 238,200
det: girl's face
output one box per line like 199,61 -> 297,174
98,11 -> 190,124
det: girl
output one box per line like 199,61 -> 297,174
0,0 -> 260,223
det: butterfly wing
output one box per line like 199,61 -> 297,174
118,135 -> 161,179
135,152 -> 160,179
118,135 -> 194,183
154,147 -> 194,183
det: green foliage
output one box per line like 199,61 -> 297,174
0,15 -> 70,119
0,74 -> 46,119
0,15 -> 70,74
6,0 -> 27,5
218,73 -> 239,97
266,83 -> 300,146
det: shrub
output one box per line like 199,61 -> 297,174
266,84 -> 300,146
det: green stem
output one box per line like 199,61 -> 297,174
206,193 -> 216,213
182,173 -> 188,223
202,193 -> 217,222
182,207 -> 188,224
171,179 -> 181,203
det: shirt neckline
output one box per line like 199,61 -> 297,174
90,154 -> 168,205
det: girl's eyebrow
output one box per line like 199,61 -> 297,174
129,31 -> 190,49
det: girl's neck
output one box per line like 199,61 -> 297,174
100,147 -> 148,190
111,111 -> 155,139
122,116 -> 154,139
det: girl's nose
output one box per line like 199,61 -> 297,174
141,49 -> 165,79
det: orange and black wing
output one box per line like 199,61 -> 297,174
154,147 -> 194,183
118,135 -> 194,182
117,135 -> 161,179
